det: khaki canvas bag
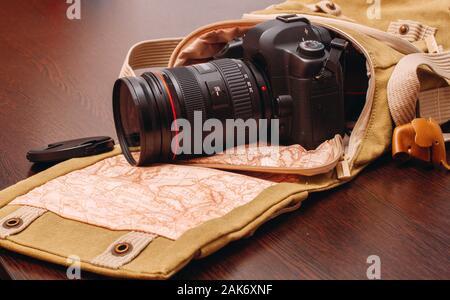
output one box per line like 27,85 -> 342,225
0,0 -> 448,279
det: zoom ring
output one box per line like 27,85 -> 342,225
167,67 -> 206,123
212,59 -> 254,120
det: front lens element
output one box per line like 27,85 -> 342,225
119,82 -> 141,148
114,76 -> 165,166
113,79 -> 142,165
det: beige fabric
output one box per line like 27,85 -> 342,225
387,52 -> 450,126
241,13 -> 420,56
10,155 -> 276,240
305,0 -> 343,17
170,20 -> 260,67
424,36 -> 444,54
119,38 -> 182,78
271,0 -> 345,18
0,185 -> 307,279
419,86 -> 450,125
444,133 -> 450,143
174,26 -> 250,66
251,0 -> 450,50
0,206 -> 47,238
387,20 -> 437,43
91,231 -> 157,269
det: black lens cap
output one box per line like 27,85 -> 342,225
26,136 -> 115,163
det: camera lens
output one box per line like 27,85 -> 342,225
113,58 -> 271,166
117,80 -> 140,150
113,77 -> 164,165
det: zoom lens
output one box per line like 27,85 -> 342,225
113,58 -> 271,166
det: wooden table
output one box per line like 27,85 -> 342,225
0,0 -> 448,280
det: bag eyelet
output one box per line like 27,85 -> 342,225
3,217 -> 23,229
112,242 -> 133,256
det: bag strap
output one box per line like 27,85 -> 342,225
119,38 -> 183,78
389,51 -> 450,170
388,51 -> 450,127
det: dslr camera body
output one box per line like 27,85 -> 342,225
217,14 -> 348,148
113,15 -> 348,165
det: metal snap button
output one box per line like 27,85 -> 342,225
112,242 -> 133,256
3,217 -> 23,229
326,2 -> 336,10
399,24 -> 409,35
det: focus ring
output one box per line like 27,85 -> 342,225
166,67 -> 206,123
212,59 -> 254,120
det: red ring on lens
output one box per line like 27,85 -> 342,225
156,73 -> 179,160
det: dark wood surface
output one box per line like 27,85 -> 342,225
0,0 -> 448,280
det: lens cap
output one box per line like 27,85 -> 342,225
26,136 -> 115,163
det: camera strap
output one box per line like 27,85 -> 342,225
315,38 -> 347,85
324,38 -> 348,75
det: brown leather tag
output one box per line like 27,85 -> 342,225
393,118 -> 449,170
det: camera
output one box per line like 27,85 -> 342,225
113,15 -> 348,166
